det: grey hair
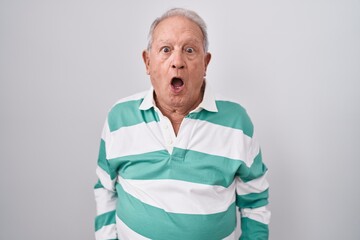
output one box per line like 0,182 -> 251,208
147,8 -> 209,52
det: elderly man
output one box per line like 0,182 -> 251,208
94,8 -> 270,240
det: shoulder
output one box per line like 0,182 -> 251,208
107,90 -> 148,116
106,90 -> 148,132
214,94 -> 248,115
212,94 -> 254,137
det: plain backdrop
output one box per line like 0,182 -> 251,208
1,0 -> 359,239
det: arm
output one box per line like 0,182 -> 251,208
94,121 -> 118,240
236,136 -> 271,240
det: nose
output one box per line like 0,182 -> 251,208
171,50 -> 185,69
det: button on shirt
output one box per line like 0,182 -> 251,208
94,83 -> 270,240
138,85 -> 218,154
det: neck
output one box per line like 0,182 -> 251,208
154,84 -> 205,135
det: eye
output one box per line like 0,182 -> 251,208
185,47 -> 194,53
161,47 -> 171,53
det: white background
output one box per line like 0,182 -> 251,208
1,0 -> 359,239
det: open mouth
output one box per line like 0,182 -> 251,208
171,77 -> 184,91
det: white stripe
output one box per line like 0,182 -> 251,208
177,119 -> 259,166
101,118 -> 111,140
247,130 -> 261,166
95,223 -> 117,240
96,166 -> 116,191
102,91 -> 147,140
107,121 -> 164,159
116,215 -> 150,240
241,206 -> 271,225
236,172 -> 269,195
94,188 -> 117,215
118,176 -> 236,214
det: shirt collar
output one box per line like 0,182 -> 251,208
139,82 -> 218,113
139,87 -> 155,111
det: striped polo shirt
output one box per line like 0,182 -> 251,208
94,84 -> 270,240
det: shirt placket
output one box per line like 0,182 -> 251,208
154,107 -> 177,154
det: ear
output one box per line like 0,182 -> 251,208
142,50 -> 150,75
204,52 -> 212,75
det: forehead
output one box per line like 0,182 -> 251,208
152,16 -> 204,44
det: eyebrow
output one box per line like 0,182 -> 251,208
155,38 -> 202,47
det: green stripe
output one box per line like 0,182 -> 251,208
95,210 -> 116,231
240,217 -> 269,240
109,148 -> 245,188
237,151 -> 267,182
94,179 -> 104,189
108,99 -> 159,132
109,149 -> 170,180
186,100 -> 254,137
116,183 -> 236,240
236,189 -> 269,209
97,139 -> 117,180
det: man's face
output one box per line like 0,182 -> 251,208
143,16 -> 211,110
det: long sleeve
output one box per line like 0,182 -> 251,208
94,120 -> 118,240
236,133 -> 271,240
